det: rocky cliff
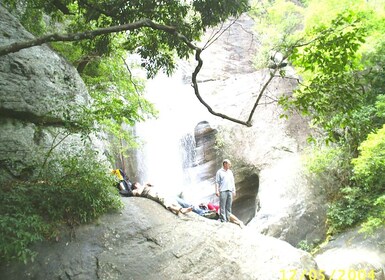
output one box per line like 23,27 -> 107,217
0,5 -> 103,184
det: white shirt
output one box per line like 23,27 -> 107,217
215,168 -> 235,192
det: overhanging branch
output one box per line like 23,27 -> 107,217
191,48 -> 253,127
0,19 -> 181,56
0,18 -> 278,127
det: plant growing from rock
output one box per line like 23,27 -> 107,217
0,146 -> 122,263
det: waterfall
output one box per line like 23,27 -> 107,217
134,69 -> 212,197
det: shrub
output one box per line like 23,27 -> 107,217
322,125 -> 385,235
0,148 -> 122,263
351,125 -> 385,233
304,145 -> 353,201
326,186 -> 371,235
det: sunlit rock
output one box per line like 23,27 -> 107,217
314,227 -> 385,280
0,198 -> 319,280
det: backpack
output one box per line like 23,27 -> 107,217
113,169 -> 133,196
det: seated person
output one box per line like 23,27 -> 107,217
207,202 -> 245,228
132,182 -> 192,215
112,169 -> 133,197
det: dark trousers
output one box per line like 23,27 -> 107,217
219,190 -> 232,222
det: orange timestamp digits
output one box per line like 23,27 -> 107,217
280,269 -> 376,280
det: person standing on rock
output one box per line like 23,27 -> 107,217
215,159 -> 236,223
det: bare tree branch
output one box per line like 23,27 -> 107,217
191,48 -> 253,127
247,69 -> 278,124
202,16 -> 241,50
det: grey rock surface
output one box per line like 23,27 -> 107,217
0,198 -> 318,280
0,5 -> 89,121
0,5 -> 99,182
315,227 -> 385,280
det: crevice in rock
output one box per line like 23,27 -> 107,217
0,108 -> 65,126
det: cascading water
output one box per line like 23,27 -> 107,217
133,68 -> 215,199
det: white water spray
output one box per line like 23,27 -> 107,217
134,69 -> 213,197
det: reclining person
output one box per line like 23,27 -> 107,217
132,182 -> 192,215
112,169 -> 133,197
175,196 -> 218,218
175,196 -> 244,228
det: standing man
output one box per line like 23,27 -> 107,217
215,159 -> 236,222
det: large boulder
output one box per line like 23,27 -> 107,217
0,198 -> 318,280
0,5 -> 102,183
314,227 -> 385,280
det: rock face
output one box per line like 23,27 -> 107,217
191,121 -> 219,182
314,227 -> 385,280
0,198 -> 318,280
0,5 -> 99,183
155,14 -> 328,247
180,121 -> 259,224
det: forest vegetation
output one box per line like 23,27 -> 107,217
1,0 -> 385,262
250,0 -> 385,237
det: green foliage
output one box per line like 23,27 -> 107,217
287,10 -> 379,148
325,124 -> 385,235
359,194 -> 385,235
52,42 -> 158,153
0,214 -> 48,263
81,56 -> 157,126
352,125 -> 385,188
297,239 -> 320,253
347,125 -> 385,233
251,0 -> 385,237
327,186 -> 371,235
253,1 -> 385,147
4,0 -> 249,78
2,0 -> 63,36
303,145 -> 370,235
293,11 -> 366,73
304,145 -> 352,200
0,147 -> 122,263
249,0 -> 305,68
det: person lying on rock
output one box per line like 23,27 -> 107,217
175,196 -> 218,218
175,196 -> 244,228
131,182 -> 193,215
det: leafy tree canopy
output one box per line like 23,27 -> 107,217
3,0 -> 249,77
252,0 -> 385,147
250,0 -> 385,235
